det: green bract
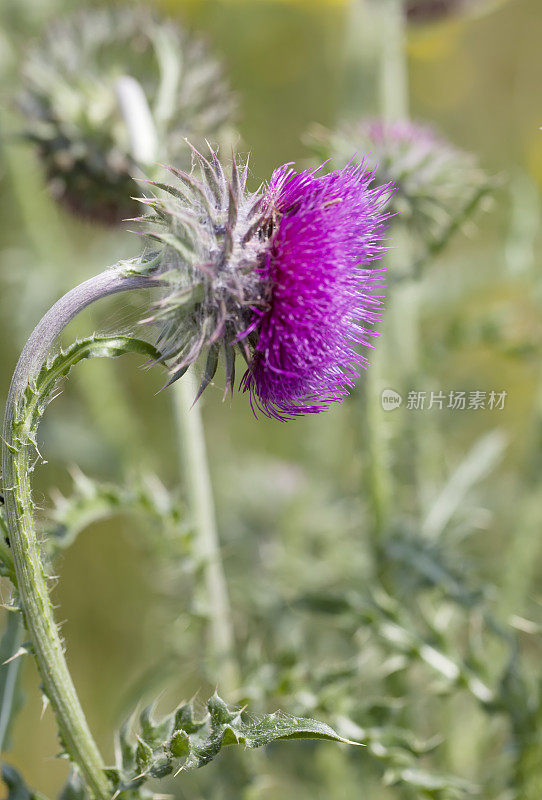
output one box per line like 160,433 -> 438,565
133,146 -> 269,395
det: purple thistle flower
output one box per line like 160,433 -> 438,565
240,164 -> 393,420
135,147 -> 393,418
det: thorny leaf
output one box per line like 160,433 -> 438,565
13,335 -> 161,465
109,692 -> 355,792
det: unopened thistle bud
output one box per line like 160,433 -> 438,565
18,8 -> 235,224
134,146 -> 394,419
307,119 -> 490,248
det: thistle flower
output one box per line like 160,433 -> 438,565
240,165 -> 391,419
18,8 -> 235,224
307,119 -> 491,251
135,147 -> 393,418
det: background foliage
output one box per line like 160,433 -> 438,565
0,0 -> 541,798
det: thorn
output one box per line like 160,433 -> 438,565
41,693 -> 50,720
1,603 -> 20,613
3,646 -> 28,665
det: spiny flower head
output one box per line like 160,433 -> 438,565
307,119 -> 491,249
18,7 -> 235,225
136,146 -> 269,399
136,146 -> 393,418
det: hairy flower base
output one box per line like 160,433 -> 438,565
240,164 -> 392,420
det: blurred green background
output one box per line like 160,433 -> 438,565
0,0 -> 541,798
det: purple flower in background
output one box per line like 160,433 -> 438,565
240,164 -> 393,420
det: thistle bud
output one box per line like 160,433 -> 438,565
18,8 -> 235,225
307,119 -> 490,249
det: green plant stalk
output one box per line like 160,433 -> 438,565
366,0 -> 410,536
1,268 -> 157,799
378,0 -> 409,122
173,371 -> 239,694
116,75 -> 239,694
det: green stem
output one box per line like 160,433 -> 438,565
378,0 -> 409,122
172,372 -> 239,695
1,268 -> 157,798
366,0 -> 410,537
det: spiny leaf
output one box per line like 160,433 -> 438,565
113,692 -> 355,787
169,729 -> 190,758
135,737 -> 153,773
15,335 -> 162,457
138,701 -> 173,748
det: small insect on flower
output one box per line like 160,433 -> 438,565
135,146 -> 393,419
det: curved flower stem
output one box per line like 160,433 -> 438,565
116,75 -> 239,695
1,268 -> 158,799
2,105 -> 147,468
173,372 -> 239,695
